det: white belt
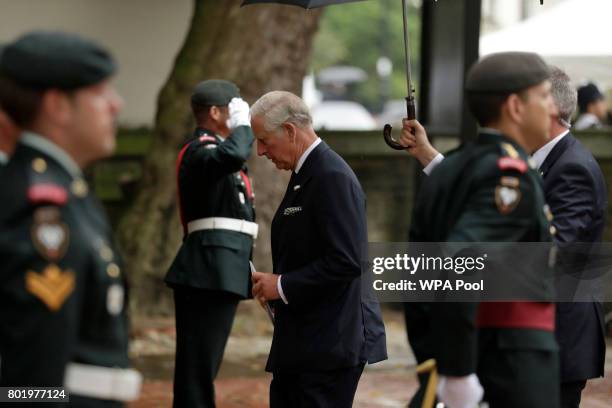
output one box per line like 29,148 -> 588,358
64,363 -> 142,402
187,217 -> 258,239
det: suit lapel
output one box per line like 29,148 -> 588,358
540,133 -> 574,178
271,141 -> 329,261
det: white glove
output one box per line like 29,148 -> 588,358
227,97 -> 251,129
437,374 -> 484,408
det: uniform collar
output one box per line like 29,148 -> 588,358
20,131 -> 83,179
0,151 -> 8,165
476,128 -> 529,158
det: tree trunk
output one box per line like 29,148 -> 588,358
117,0 -> 322,315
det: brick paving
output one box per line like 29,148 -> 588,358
128,303 -> 612,407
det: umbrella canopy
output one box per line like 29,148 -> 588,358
242,0 -> 366,9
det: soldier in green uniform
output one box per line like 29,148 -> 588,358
401,52 -> 560,408
164,80 -> 256,408
0,31 -> 141,406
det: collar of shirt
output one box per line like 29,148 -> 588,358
20,131 -> 83,179
479,127 -> 503,135
295,137 -> 321,174
532,130 -> 569,169
0,151 -> 8,165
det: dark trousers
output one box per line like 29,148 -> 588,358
270,364 -> 364,408
560,380 -> 586,408
172,287 -> 239,408
477,330 -> 560,408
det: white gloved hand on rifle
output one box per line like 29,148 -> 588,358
227,97 -> 251,129
437,374 -> 484,408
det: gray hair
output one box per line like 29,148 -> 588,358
549,66 -> 577,128
250,91 -> 312,133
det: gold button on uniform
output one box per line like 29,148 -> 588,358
549,225 -> 557,235
71,179 -> 89,197
99,246 -> 114,262
106,263 -> 120,278
32,158 -> 47,173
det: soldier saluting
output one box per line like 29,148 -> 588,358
0,31 -> 141,405
164,80 -> 256,408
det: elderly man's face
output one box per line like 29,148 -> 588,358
252,115 -> 296,171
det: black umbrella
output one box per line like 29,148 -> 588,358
242,0 -> 415,150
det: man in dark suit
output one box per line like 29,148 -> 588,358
250,91 -> 387,407
535,67 -> 607,408
400,66 -> 607,407
164,80 -> 256,408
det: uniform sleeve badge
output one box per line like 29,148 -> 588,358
31,207 -> 70,261
25,264 -> 75,311
495,185 -> 521,214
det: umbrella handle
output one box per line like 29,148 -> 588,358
383,96 -> 416,150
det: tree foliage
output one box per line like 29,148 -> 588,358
311,0 -> 421,111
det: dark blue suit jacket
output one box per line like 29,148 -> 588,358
266,140 -> 387,373
540,132 -> 607,381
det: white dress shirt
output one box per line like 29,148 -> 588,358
532,130 -> 569,170
277,137 -> 322,304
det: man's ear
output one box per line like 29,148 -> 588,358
282,122 -> 297,141
40,89 -> 72,127
505,94 -> 525,125
209,105 -> 221,121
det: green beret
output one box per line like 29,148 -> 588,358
192,80 -> 240,106
0,31 -> 116,90
465,52 -> 550,93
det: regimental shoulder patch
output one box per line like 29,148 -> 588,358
28,184 -> 68,206
31,207 -> 69,261
500,176 -> 520,188
495,185 -> 522,214
497,157 -> 528,174
25,264 -> 75,311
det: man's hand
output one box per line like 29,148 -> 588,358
251,271 -> 280,303
437,374 -> 484,408
228,97 -> 251,129
399,119 -> 440,167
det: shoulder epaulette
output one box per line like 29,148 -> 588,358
199,135 -> 217,143
28,184 -> 68,206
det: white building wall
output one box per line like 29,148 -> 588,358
0,0 -> 193,127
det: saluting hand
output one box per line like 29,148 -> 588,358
399,119 -> 440,168
251,271 -> 280,302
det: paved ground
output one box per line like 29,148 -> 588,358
128,302 -> 612,407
